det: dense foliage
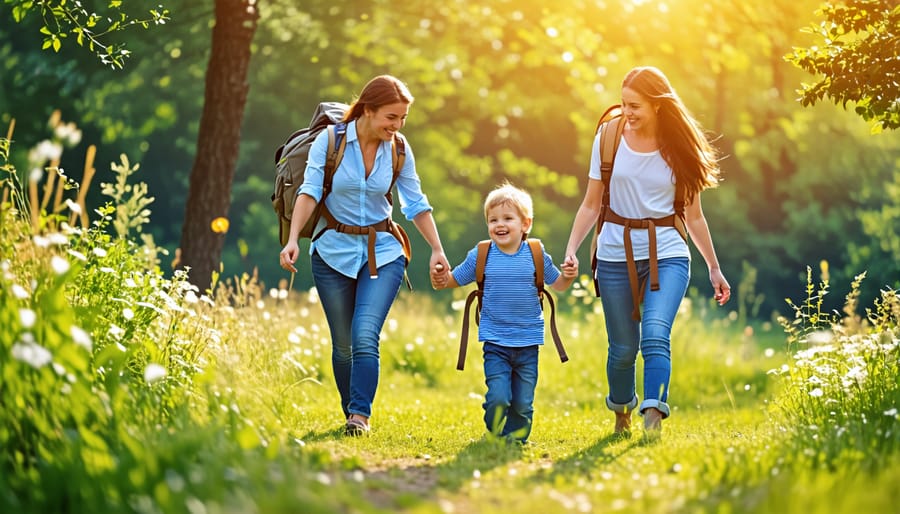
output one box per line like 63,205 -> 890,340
2,0 -> 898,318
787,0 -> 900,132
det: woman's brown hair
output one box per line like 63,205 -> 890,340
343,75 -> 414,122
622,66 -> 721,202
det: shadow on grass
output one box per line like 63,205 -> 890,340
295,425 -> 346,443
531,431 -> 643,483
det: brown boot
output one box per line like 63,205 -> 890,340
614,411 -> 632,435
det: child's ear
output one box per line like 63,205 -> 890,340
523,217 -> 533,234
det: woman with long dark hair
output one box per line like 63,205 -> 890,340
564,66 -> 731,438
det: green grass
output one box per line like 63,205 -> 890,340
2,131 -> 899,513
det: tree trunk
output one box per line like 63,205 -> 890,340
178,0 -> 258,290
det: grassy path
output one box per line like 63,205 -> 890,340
224,291 -> 897,513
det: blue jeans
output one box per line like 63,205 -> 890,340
595,257 -> 689,418
482,342 -> 539,443
311,251 -> 405,419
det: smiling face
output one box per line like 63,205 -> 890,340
622,86 -> 659,135
365,102 -> 409,141
486,202 -> 532,254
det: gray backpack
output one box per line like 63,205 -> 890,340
271,102 -> 407,246
271,102 -> 349,245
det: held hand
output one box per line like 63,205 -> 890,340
561,258 -> 578,279
429,252 -> 450,289
710,268 -> 731,306
279,242 -> 300,274
431,262 -> 449,289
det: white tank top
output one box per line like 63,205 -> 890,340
588,130 -> 690,263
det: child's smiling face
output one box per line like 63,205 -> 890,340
486,202 -> 532,254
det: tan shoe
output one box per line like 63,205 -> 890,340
614,411 -> 632,435
642,407 -> 663,441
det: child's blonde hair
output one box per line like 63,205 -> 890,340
484,182 -> 533,225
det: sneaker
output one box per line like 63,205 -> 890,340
344,415 -> 370,436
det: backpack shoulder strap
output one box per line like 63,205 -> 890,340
457,240 -> 492,371
385,133 -> 407,205
325,123 -> 348,195
474,239 -> 491,285
525,238 -> 569,365
590,107 -> 626,296
526,238 -> 543,294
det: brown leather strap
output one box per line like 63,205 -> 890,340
458,289 -> 481,370
458,239 -> 568,370
591,114 -> 626,297
322,213 -> 397,279
603,208 -> 685,320
526,239 -> 567,363
543,291 -> 568,363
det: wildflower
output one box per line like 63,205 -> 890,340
108,324 -> 125,339
65,198 -> 82,215
809,388 -> 824,397
122,308 -> 135,320
29,167 -> 44,183
11,284 -> 29,299
210,217 -> 229,234
71,325 -> 93,351
19,309 -> 37,328
12,340 -> 52,369
33,235 -> 50,248
92,247 -> 108,257
50,255 -> 70,275
67,250 -> 87,262
144,363 -> 167,384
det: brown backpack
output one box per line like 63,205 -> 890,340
456,239 -> 568,370
590,105 -> 687,320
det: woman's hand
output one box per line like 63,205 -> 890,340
710,267 -> 731,306
280,241 -> 300,273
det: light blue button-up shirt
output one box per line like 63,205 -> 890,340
297,120 -> 432,278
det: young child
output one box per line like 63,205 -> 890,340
431,182 -> 577,444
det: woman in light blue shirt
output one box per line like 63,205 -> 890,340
280,75 -> 449,436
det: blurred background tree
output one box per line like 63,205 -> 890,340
3,0 -> 898,319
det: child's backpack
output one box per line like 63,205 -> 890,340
456,239 -> 568,370
271,102 -> 408,248
589,105 -> 687,320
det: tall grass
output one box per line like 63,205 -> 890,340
774,267 -> 900,471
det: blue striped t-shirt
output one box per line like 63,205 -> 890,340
452,240 -> 561,347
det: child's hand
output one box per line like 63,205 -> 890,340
561,255 -> 578,279
431,263 -> 449,289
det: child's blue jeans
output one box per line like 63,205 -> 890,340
595,257 -> 690,418
311,251 -> 405,420
482,342 -> 539,443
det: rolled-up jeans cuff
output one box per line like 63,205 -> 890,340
606,395 -> 639,413
639,400 -> 670,419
